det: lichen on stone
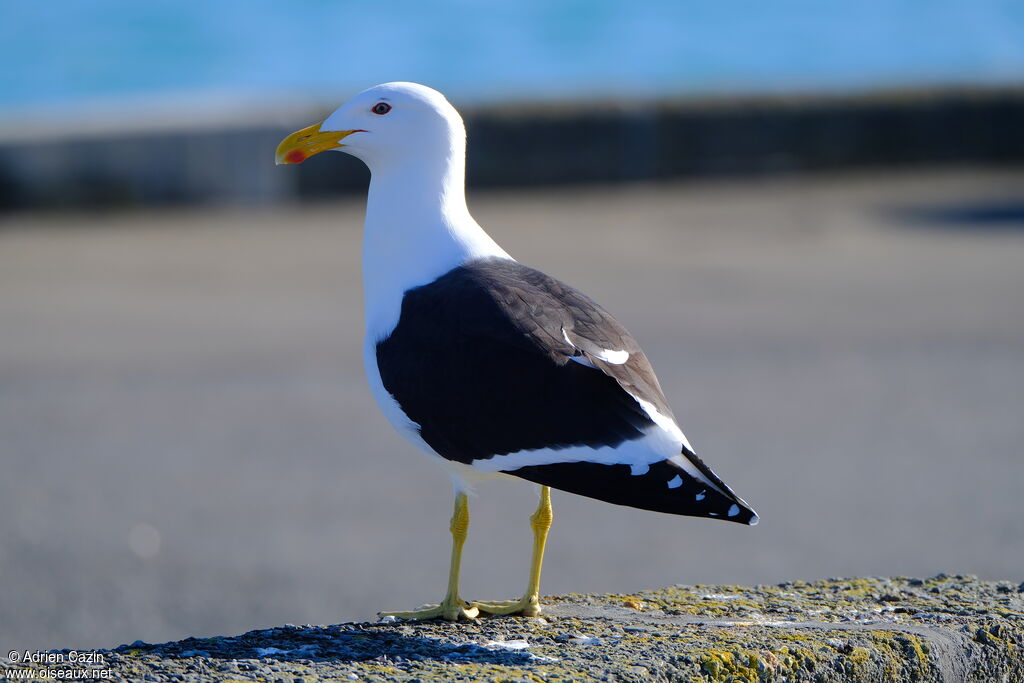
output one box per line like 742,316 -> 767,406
11,576 -> 1020,682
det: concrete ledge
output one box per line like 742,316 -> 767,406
10,576 -> 1022,681
2,87 -> 1023,210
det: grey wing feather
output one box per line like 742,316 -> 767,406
487,264 -> 677,423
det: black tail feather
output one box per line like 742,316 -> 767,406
507,457 -> 758,525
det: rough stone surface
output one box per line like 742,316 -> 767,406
5,576 -> 1022,681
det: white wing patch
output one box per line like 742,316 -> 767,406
470,422 -> 682,474
631,395 -> 695,453
561,327 -> 628,365
593,348 -> 629,364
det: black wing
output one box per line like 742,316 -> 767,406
375,257 -> 757,523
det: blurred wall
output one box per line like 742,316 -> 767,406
1,87 -> 1023,211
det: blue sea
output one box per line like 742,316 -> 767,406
1,0 -> 1023,115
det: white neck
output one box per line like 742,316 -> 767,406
361,148 -> 511,342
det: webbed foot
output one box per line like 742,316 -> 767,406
379,598 -> 480,622
472,595 -> 542,617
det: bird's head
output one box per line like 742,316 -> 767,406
275,82 -> 465,170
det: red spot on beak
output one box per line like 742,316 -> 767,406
286,149 -> 307,164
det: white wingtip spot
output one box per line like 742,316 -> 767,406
667,475 -> 682,489
728,504 -> 740,517
748,513 -> 760,526
594,348 -> 629,364
630,463 -> 649,476
695,490 -> 706,501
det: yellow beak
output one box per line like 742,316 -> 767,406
275,122 -> 362,165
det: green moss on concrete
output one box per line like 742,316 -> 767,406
700,648 -> 763,681
12,576 -> 1021,682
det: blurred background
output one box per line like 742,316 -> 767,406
2,0 -> 1023,652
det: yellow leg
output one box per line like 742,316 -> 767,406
378,492 -> 480,621
474,485 -> 553,617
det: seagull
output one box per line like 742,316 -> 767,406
275,82 -> 757,621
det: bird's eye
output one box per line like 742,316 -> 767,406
372,102 -> 392,115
